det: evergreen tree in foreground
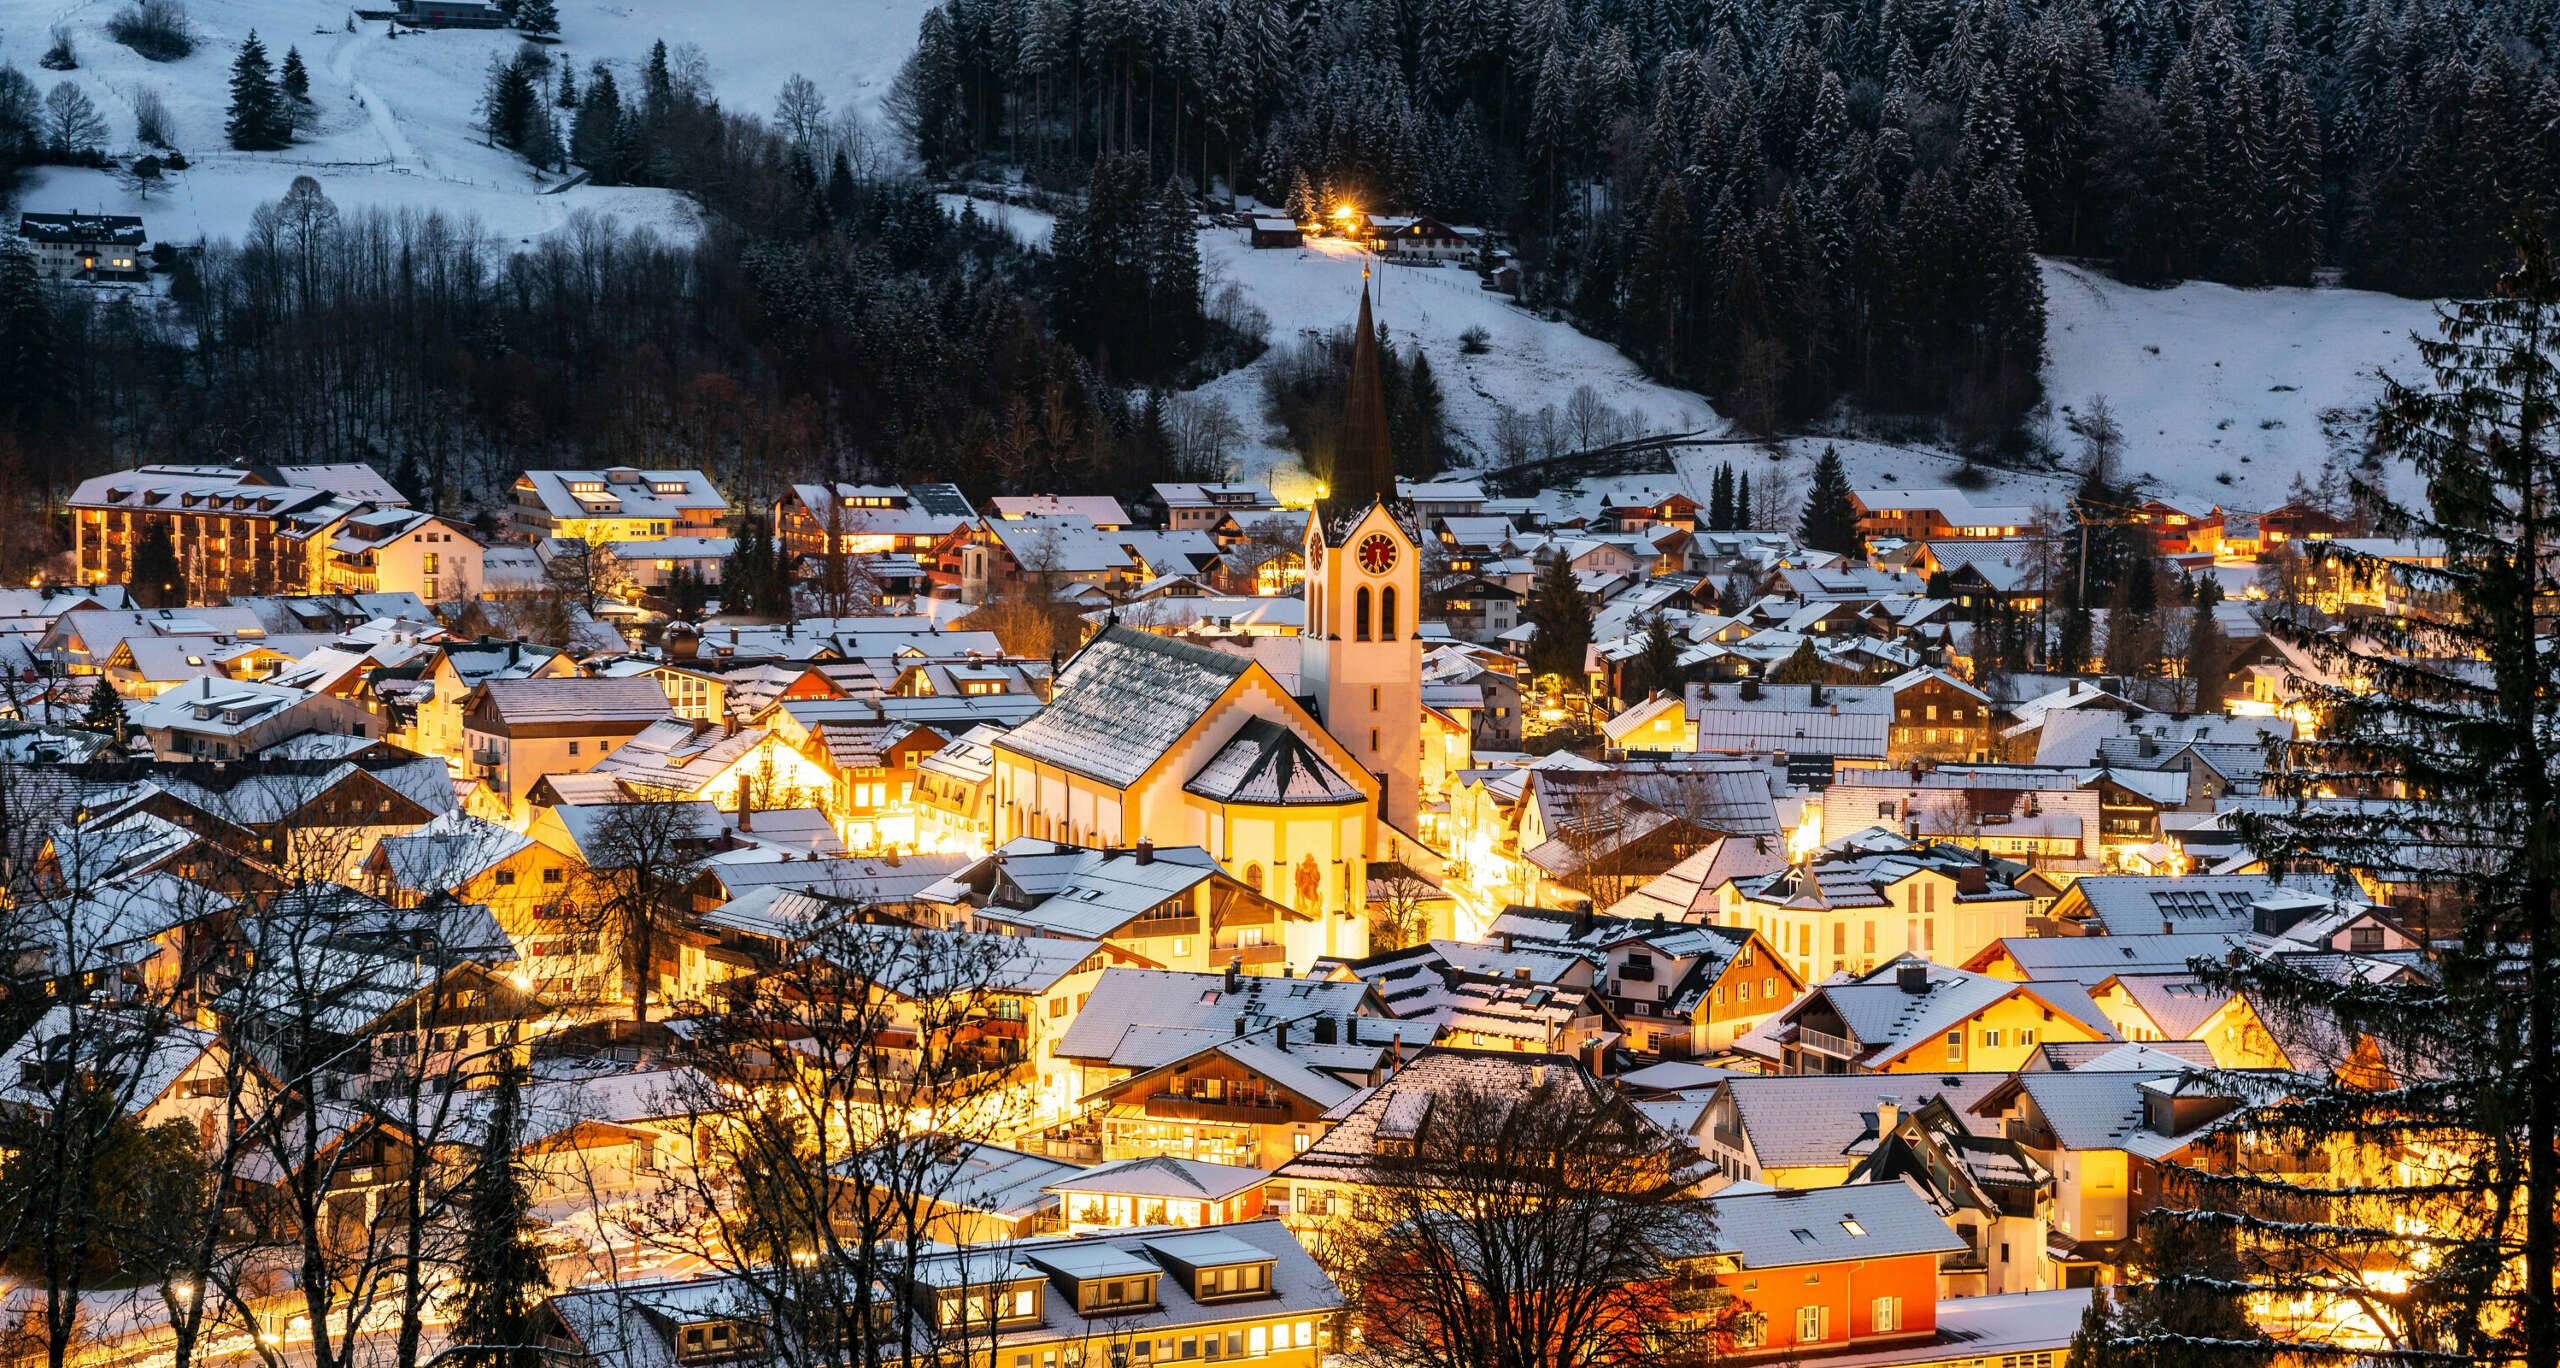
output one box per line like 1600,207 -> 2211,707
2194,211 -> 2560,1368
450,1056 -> 549,1368
225,32 -> 285,150
1523,549 -> 1592,687
1797,444 -> 1859,556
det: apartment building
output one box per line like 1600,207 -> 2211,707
70,464 -> 408,602
511,468 -> 728,543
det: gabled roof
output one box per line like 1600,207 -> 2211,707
474,675 -> 672,727
1184,717 -> 1364,806
1758,958 -> 2115,1068
1717,1071 -> 2011,1168
1968,932 -> 2249,985
1047,1154 -> 1270,1202
921,838 -> 1227,939
1699,1180 -> 1968,1268
1054,968 -> 1382,1068
995,628 -> 1252,790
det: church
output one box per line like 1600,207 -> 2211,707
986,282 -> 1427,968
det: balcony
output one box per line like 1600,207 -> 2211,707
1214,941 -> 1286,968
1128,915 -> 1202,937
1141,1093 -> 1292,1125
1790,1025 -> 1858,1059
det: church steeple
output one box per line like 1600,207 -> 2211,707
1326,279 -> 1396,519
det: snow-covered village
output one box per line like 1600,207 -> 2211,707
0,0 -> 2553,1367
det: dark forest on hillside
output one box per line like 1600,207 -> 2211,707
898,0 -> 2560,443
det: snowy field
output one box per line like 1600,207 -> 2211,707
0,0 -> 931,244
2038,259 -> 2439,510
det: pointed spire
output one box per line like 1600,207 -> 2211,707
1328,278 -> 1396,521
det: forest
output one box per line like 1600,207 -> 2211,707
0,39 -> 1236,581
895,0 -> 2560,444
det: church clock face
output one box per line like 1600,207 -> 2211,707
1357,533 -> 1399,575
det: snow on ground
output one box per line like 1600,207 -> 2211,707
936,192 -> 1054,250
2038,259 -> 2438,510
2,0 -> 929,243
1189,229 -> 1717,492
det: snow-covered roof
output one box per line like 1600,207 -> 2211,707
995,628 -> 1250,790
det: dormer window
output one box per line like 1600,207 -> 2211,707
1079,1275 -> 1158,1314
939,1286 -> 1040,1328
1192,1262 -> 1271,1302
674,1319 -> 764,1364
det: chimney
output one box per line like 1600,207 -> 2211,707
1275,1020 -> 1290,1051
1225,959 -> 1242,992
723,711 -> 739,737
1500,932 -> 1514,952
1314,1016 -> 1338,1045
1346,1016 -> 1362,1047
1134,839 -> 1153,866
1876,1097 -> 1900,1135
1573,900 -> 1596,937
2067,679 -> 2081,696
737,777 -> 752,830
1809,681 -> 1826,706
1513,965 -> 1531,982
1897,961 -> 1930,994
1740,678 -> 1762,701
1233,1015 -> 1247,1037
1957,865 -> 1988,894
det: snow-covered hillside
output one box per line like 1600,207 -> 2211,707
1,0 -> 931,244
2038,259 -> 2438,510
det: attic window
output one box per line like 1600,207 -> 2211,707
1840,1218 -> 1866,1236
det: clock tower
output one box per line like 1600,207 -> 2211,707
1301,280 -> 1423,836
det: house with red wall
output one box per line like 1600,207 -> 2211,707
1684,1181 -> 1966,1359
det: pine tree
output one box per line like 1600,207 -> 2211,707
226,32 -> 284,150
1717,571 -> 1750,616
2183,573 -> 2226,709
487,55 -> 539,149
78,678 -> 122,733
1768,637 -> 1830,684
0,241 -> 51,433
516,0 -> 559,35
1708,462 -> 1734,531
130,522 -> 182,608
1631,612 -> 1683,701
449,1056 -> 549,1368
2202,215 -> 2560,1368
1797,443 -> 1859,555
555,60 -> 577,109
280,46 -> 310,104
1284,167 -> 1317,222
1524,548 -> 1593,687
1735,470 -> 1751,528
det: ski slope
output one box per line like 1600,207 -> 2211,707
0,0 -> 932,244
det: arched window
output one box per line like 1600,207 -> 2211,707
1243,863 -> 1263,894
1354,587 -> 1372,641
1380,586 -> 1398,640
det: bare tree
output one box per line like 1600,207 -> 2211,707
569,789 -> 717,1022
773,73 -> 827,147
543,535 -> 630,618
1321,1074 -> 1743,1368
596,914 -> 1043,1368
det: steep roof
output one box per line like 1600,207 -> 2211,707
475,675 -> 672,728
1700,1180 -> 1968,1268
1186,717 -> 1366,806
995,628 -> 1251,790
